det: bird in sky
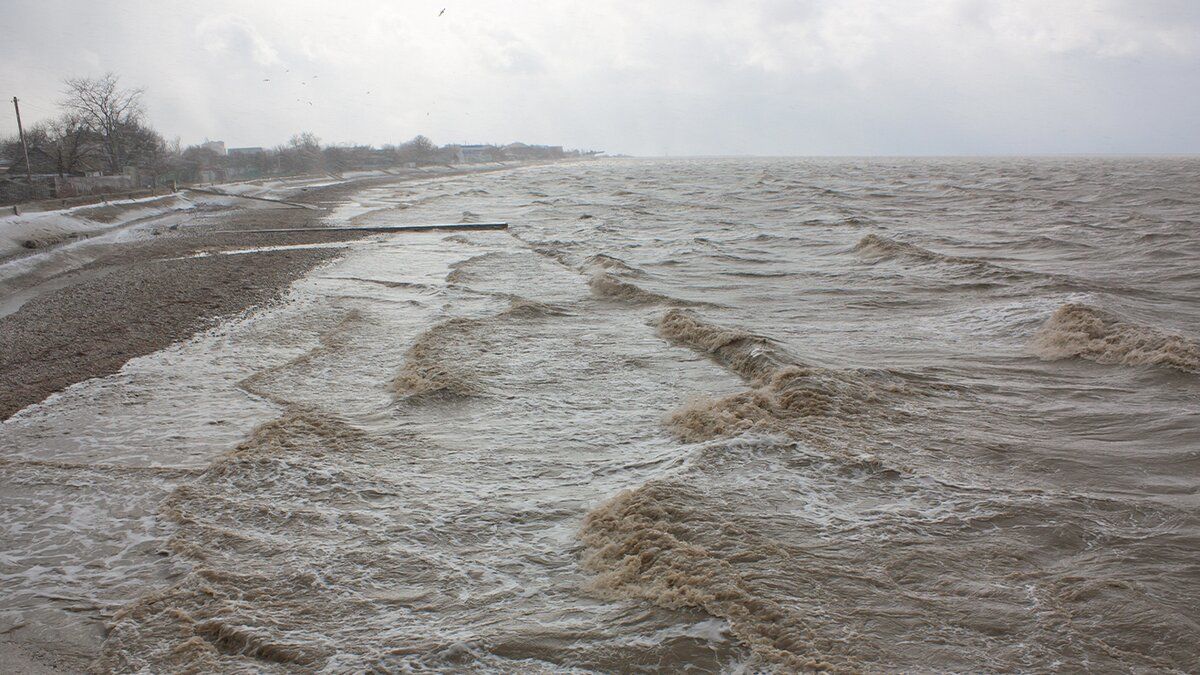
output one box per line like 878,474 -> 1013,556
439,8 -> 446,16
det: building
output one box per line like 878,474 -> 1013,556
227,147 -> 265,157
201,140 -> 227,156
499,143 -> 564,161
453,144 -> 494,163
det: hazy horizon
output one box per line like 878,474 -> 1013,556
3,0 -> 1199,156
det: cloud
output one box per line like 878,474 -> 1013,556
2,0 -> 1198,154
196,14 -> 280,66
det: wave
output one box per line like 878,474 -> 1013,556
240,310 -> 366,407
852,233 -> 1041,280
1031,303 -> 1199,373
854,233 -> 995,269
584,253 -> 646,277
850,234 -> 1113,293
393,317 -> 485,399
394,296 -> 566,401
445,251 -> 515,284
658,308 -> 783,380
581,308 -> 1190,672
501,297 -> 569,319
95,411 -> 368,672
666,366 -> 896,443
658,310 -> 911,442
589,271 -> 691,306
580,480 -> 842,672
797,215 -> 873,227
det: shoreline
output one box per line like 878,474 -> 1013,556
0,161 -> 549,422
0,161 -> 555,672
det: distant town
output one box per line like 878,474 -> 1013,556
2,73 -> 601,206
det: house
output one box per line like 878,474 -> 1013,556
453,144 -> 494,163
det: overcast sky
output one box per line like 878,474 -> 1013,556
1,0 -> 1198,155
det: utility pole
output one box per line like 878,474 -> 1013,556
12,97 -> 33,183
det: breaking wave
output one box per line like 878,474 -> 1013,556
658,308 -> 785,380
658,309 -> 911,442
588,271 -> 684,306
94,412 -> 371,673
393,317 -> 486,399
852,233 -> 1047,285
854,233 -> 1001,270
580,481 -> 845,672
394,297 -> 567,401
1032,303 -> 1200,373
501,297 -> 569,319
584,253 -> 647,277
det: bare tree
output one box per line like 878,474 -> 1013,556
1,113 -> 101,177
395,134 -> 437,165
122,121 -> 170,185
43,112 -> 102,177
286,132 -> 324,172
60,73 -> 145,174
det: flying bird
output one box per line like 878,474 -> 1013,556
439,8 -> 446,16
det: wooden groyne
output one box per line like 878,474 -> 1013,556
215,222 -> 508,234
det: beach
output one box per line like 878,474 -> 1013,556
2,157 -> 1199,672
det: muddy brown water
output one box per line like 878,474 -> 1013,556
2,158 -> 1198,672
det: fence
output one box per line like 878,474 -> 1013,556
55,175 -> 136,197
0,174 -> 139,207
0,178 -> 56,206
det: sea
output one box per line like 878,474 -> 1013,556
2,157 -> 1198,672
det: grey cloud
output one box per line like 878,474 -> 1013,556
1,0 -> 1197,155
